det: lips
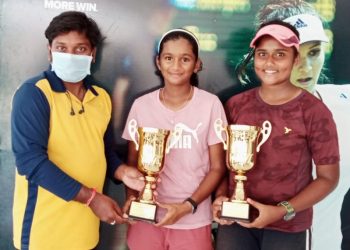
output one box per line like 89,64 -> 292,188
297,77 -> 313,85
263,69 -> 277,74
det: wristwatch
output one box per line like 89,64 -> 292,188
184,197 -> 198,214
278,201 -> 296,221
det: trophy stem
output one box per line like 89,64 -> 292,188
232,173 -> 247,202
139,175 -> 156,204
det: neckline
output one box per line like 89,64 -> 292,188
255,87 -> 306,108
158,87 -> 196,112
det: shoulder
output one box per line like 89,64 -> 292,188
195,87 -> 221,103
316,84 -> 350,104
133,89 -> 158,105
14,73 -> 48,100
225,88 -> 256,108
90,84 -> 110,97
299,90 -> 334,119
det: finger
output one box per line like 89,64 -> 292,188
218,218 -> 234,225
237,220 -> 253,228
155,201 -> 168,209
246,198 -> 260,209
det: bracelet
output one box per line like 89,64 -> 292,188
86,188 -> 97,206
184,197 -> 198,214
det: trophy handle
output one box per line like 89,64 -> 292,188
214,119 -> 228,150
166,126 -> 182,154
256,120 -> 272,152
128,119 -> 140,151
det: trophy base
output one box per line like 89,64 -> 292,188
128,200 -> 157,223
220,201 -> 250,222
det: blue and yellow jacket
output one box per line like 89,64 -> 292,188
11,70 -> 122,250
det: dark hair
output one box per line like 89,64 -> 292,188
155,30 -> 202,86
256,0 -> 319,27
237,20 -> 299,84
45,11 -> 103,48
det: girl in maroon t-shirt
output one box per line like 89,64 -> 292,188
213,20 -> 339,250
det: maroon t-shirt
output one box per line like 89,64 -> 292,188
225,88 -> 340,232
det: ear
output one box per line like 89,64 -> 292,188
91,48 -> 97,63
47,44 -> 52,62
194,58 -> 202,73
156,56 -> 161,71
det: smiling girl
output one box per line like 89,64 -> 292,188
122,28 -> 227,250
213,20 -> 339,250
256,1 -> 350,248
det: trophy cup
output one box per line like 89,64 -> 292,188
214,119 -> 272,222
127,119 -> 181,223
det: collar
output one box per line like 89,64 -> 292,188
44,69 -> 99,96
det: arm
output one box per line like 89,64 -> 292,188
212,171 -> 233,225
104,122 -> 144,191
239,164 -> 339,229
156,142 -> 226,226
122,141 -> 141,215
11,82 -> 81,201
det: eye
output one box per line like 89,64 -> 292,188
308,48 -> 321,57
76,46 -> 88,53
257,52 -> 266,57
55,46 -> 66,52
182,57 -> 191,62
275,52 -> 285,57
164,56 -> 172,61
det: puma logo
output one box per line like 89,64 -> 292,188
284,127 -> 292,134
174,123 -> 202,143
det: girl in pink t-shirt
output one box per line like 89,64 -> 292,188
122,29 -> 227,250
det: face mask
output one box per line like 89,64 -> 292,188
51,52 -> 93,83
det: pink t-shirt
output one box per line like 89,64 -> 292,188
122,87 -> 227,229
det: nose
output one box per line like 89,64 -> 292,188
170,58 -> 181,70
264,55 -> 274,66
297,56 -> 312,74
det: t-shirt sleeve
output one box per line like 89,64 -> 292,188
307,102 -> 340,165
208,96 -> 228,145
11,82 -> 81,201
122,100 -> 138,141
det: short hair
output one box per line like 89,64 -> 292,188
45,11 -> 103,47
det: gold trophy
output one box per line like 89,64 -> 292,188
127,119 -> 181,223
214,119 -> 272,222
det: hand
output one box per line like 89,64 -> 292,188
212,196 -> 234,225
116,164 -> 145,191
121,195 -> 139,224
154,202 -> 192,227
89,192 -> 127,225
237,198 -> 285,229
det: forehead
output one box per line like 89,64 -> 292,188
52,31 -> 91,46
300,41 -> 322,50
255,36 -> 293,51
161,37 -> 194,54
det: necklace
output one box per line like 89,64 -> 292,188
161,86 -> 193,111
